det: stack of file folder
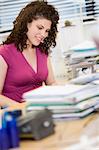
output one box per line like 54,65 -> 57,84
70,40 -> 99,59
22,83 -> 99,120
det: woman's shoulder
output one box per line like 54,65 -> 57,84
0,43 -> 17,61
0,43 -> 18,58
0,43 -> 16,51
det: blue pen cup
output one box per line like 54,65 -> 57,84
6,114 -> 20,149
0,128 -> 10,150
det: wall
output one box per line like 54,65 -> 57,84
83,22 -> 99,41
57,21 -> 99,55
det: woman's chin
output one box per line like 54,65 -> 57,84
33,41 -> 41,46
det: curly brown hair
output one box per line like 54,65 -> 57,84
3,1 -> 59,55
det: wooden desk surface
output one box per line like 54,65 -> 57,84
20,113 -> 99,150
0,104 -> 98,150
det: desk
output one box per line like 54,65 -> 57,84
20,113 -> 99,150
1,83 -> 99,149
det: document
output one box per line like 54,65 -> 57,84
23,84 -> 87,104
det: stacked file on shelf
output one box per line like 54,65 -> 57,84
70,72 -> 99,85
70,40 -> 99,59
70,40 -> 96,52
22,84 -> 99,120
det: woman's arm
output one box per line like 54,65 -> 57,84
0,94 -> 20,107
0,55 -> 19,107
45,56 -> 58,85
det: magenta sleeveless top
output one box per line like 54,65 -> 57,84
0,44 -> 48,102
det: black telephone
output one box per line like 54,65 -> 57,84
17,109 -> 55,140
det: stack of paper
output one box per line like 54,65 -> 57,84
23,84 -> 87,104
22,84 -> 99,120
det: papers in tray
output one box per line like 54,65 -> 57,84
22,84 -> 88,104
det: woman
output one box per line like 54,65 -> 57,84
0,1 -> 59,106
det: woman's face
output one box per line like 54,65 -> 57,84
27,18 -> 51,46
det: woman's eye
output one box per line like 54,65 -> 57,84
38,26 -> 42,30
46,30 -> 50,33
